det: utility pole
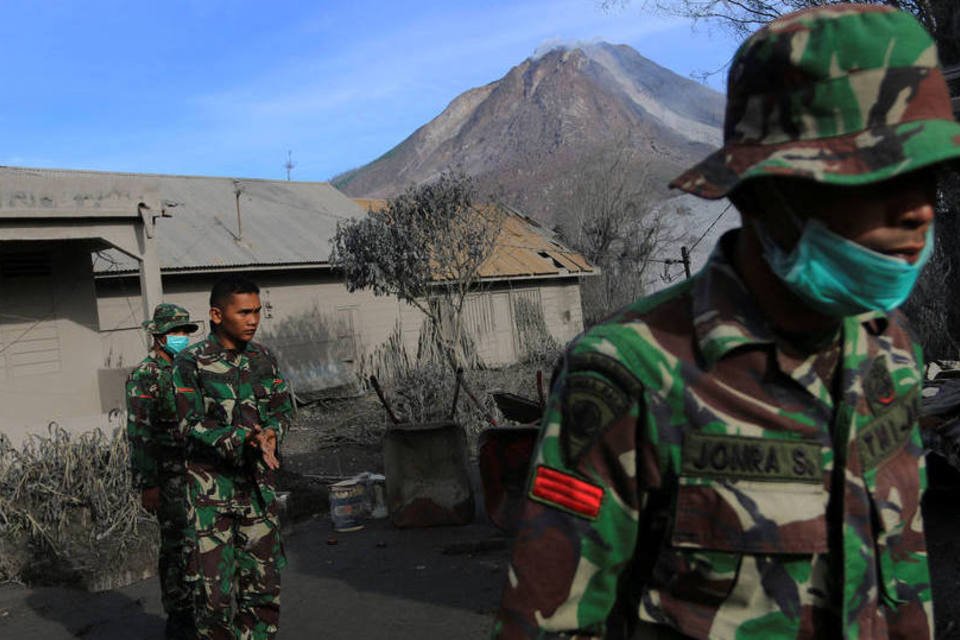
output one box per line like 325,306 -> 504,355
663,246 -> 693,280
284,150 -> 296,182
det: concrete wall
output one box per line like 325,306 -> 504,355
0,241 -> 108,443
96,271 -> 586,397
0,263 -> 585,441
96,269 -> 413,399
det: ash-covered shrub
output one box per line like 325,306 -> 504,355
0,426 -> 155,585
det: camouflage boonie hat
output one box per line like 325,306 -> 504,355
143,303 -> 199,335
671,4 -> 960,199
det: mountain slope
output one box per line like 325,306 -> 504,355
335,42 -> 726,223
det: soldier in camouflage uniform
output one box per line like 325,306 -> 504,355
173,274 -> 292,640
495,5 -> 960,639
126,303 -> 200,640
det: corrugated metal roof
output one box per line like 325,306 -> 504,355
355,199 -> 595,280
1,165 -> 592,278
0,167 -> 371,273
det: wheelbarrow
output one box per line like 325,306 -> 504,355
477,373 -> 546,533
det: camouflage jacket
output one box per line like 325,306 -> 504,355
173,333 -> 292,483
495,231 -> 934,639
126,351 -> 179,490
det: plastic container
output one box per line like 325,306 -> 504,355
329,477 -> 367,532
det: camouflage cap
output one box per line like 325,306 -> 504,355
671,4 -> 960,199
142,303 -> 199,335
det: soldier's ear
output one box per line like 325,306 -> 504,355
209,306 -> 222,326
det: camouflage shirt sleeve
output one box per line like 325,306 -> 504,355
173,348 -> 252,466
125,368 -> 159,490
495,343 -> 645,640
256,346 -> 293,445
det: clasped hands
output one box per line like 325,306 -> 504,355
246,424 -> 280,470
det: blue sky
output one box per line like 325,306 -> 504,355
0,1 -> 742,182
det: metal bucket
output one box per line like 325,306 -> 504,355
478,425 -> 539,533
329,478 -> 367,532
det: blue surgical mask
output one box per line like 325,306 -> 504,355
164,335 -> 191,355
755,217 -> 934,317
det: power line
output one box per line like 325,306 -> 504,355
646,202 -> 734,267
688,203 -> 733,253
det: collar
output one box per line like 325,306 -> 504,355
205,331 -> 255,355
148,348 -> 174,368
692,230 -> 778,367
691,230 -> 888,368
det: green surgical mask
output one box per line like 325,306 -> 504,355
164,335 -> 191,355
755,217 -> 934,317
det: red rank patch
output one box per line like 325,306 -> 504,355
530,465 -> 603,519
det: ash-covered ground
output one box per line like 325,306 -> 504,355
2,378 -> 959,639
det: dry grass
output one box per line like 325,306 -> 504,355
0,426 -> 155,586
289,358 -> 559,458
352,296 -> 562,438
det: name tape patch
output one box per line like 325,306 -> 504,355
857,387 -> 920,471
530,465 -> 604,519
682,432 -> 822,483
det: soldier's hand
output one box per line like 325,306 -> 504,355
256,429 -> 280,470
141,487 -> 161,513
245,424 -> 263,446
262,447 -> 280,470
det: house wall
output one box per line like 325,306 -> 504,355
538,279 -> 584,345
0,241 -> 107,443
0,264 -> 586,442
95,271 -> 586,403
462,279 -> 583,367
97,269 -> 583,410
96,269 -> 414,400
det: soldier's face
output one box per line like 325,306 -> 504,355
756,169 -> 936,263
153,327 -> 191,349
210,293 -> 261,346
809,171 -> 936,264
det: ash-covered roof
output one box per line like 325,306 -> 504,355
0,167 -> 370,273
0,165 -> 161,220
353,198 -> 595,280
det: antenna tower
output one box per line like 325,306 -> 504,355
284,150 -> 296,181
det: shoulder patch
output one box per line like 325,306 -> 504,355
560,371 -> 633,467
566,352 -> 643,396
864,356 -> 896,415
529,465 -> 603,519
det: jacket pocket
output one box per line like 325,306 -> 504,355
651,479 -> 829,607
863,432 -> 926,608
672,478 -> 829,554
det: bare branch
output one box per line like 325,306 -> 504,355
332,170 -> 503,372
